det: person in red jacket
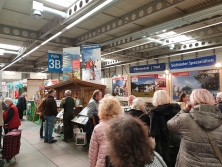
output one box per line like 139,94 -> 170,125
3,98 -> 21,133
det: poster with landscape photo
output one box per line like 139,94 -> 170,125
172,70 -> 219,100
131,74 -> 166,97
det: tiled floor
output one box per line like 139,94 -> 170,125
10,119 -> 89,167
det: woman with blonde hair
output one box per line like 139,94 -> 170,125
150,90 -> 180,167
89,96 -> 122,167
167,89 -> 222,167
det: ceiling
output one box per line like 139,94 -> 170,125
0,0 -> 222,72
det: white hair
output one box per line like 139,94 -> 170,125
4,98 -> 13,104
65,90 -> 71,96
131,98 -> 145,110
21,92 -> 27,97
190,89 -> 215,106
216,92 -> 222,100
152,90 -> 170,106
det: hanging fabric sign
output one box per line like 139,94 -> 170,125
82,44 -> 101,84
63,47 -> 81,81
130,63 -> 166,73
48,51 -> 63,72
170,55 -> 216,70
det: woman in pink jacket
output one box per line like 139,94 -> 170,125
89,96 -> 122,167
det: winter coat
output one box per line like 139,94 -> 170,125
42,96 -> 57,116
167,104 -> 222,167
150,103 -> 181,167
89,119 -> 111,167
16,96 -> 26,111
217,102 -> 222,112
3,104 -> 21,129
128,109 -> 150,127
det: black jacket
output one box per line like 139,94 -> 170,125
16,96 -> 26,110
217,102 -> 222,112
128,109 -> 150,127
150,103 -> 180,167
42,96 -> 57,116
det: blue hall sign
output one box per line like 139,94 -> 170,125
48,52 -> 63,72
170,55 -> 216,70
130,63 -> 166,73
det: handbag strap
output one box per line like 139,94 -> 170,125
138,114 -> 145,119
204,129 -> 222,163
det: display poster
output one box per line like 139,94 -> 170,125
48,51 -> 62,72
130,63 -> 166,73
112,76 -> 128,97
172,70 -> 219,100
170,55 -> 216,70
63,47 -> 80,81
82,44 -> 101,84
44,79 -> 59,87
131,74 -> 166,97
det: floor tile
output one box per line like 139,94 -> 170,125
49,154 -> 80,166
58,160 -> 89,167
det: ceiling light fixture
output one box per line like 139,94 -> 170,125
1,0 -> 115,71
0,44 -> 21,51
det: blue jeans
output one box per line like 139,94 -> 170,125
44,116 -> 56,142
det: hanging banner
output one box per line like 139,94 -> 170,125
82,44 -> 101,84
63,47 -> 80,81
48,51 -> 63,72
170,55 -> 216,70
130,63 -> 166,73
112,76 -> 128,97
172,69 -> 219,100
131,74 -> 166,97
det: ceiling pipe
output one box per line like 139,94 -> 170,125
32,1 -> 67,19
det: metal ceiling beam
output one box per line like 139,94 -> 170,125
74,0 -> 185,45
100,1 -> 222,49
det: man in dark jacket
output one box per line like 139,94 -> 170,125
42,90 -> 57,143
16,92 -> 27,120
60,90 -> 75,142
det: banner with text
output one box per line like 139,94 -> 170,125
82,44 -> 101,84
131,74 -> 166,97
63,47 -> 80,81
48,51 -> 62,72
170,55 -> 216,70
130,63 -> 166,73
112,76 -> 128,97
172,70 -> 219,100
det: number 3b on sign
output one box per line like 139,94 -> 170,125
49,59 -> 61,69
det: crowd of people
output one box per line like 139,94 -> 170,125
88,89 -> 222,167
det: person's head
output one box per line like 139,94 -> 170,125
216,92 -> 222,103
152,90 -> 170,106
128,95 -> 136,106
21,92 -> 27,97
3,98 -> 13,106
190,89 -> 215,106
65,90 -> 71,97
107,116 -> 154,167
44,92 -> 48,98
131,98 -> 146,112
178,92 -> 189,103
48,89 -> 55,97
92,90 -> 102,101
98,96 -> 121,120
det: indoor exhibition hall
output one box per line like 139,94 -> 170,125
0,0 -> 222,167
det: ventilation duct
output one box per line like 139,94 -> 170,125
31,1 -> 67,19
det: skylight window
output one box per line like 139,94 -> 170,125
0,44 -> 21,51
45,0 -> 79,8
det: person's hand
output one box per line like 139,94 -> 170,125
185,102 -> 192,112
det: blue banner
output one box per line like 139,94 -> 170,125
170,55 -> 216,70
48,52 -> 62,72
130,63 -> 166,73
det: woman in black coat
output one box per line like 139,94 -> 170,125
150,90 -> 180,167
16,92 -> 27,120
128,98 -> 150,127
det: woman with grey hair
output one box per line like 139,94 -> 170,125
3,98 -> 21,133
16,92 -> 27,120
128,98 -> 150,127
216,92 -> 222,112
